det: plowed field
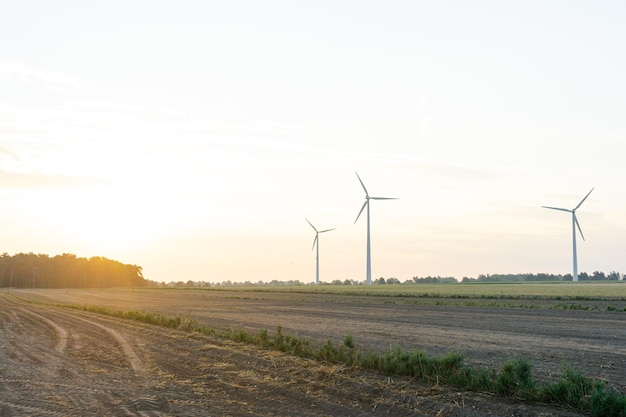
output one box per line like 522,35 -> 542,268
3,287 -> 623,416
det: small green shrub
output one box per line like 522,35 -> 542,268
317,339 -> 339,362
256,328 -> 269,347
540,366 -> 595,409
496,359 -> 536,399
343,334 -> 355,350
231,328 -> 253,343
589,388 -> 626,417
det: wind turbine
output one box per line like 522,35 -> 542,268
305,219 -> 335,285
542,188 -> 594,282
354,172 -> 398,285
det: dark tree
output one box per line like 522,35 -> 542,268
0,253 -> 147,288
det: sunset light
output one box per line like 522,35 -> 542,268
2,3 -> 626,415
2,1 -> 625,283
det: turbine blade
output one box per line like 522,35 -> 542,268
319,228 -> 336,233
355,171 -> 369,196
574,187 -> 594,211
574,213 -> 585,241
542,206 -> 572,213
354,200 -> 368,224
305,218 -> 318,232
370,197 -> 399,200
312,234 -> 318,250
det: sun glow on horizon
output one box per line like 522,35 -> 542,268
2,2 -> 626,283
26,187 -> 165,257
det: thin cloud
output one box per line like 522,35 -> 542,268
409,162 -> 503,183
0,61 -> 91,95
0,169 -> 107,190
0,145 -> 19,160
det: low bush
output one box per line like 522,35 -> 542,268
496,359 -> 536,399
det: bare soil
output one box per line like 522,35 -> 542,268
2,288 -> 623,416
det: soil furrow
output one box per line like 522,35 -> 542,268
0,290 -> 594,416
19,308 -> 69,352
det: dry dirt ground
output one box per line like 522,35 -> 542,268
2,288 -> 622,416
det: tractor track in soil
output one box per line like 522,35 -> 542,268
1,288 -> 613,416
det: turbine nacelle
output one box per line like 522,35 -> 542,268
354,172 -> 398,224
305,218 -> 335,250
542,187 -> 594,241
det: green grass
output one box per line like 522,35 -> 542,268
200,282 -> 626,299
190,283 -> 626,312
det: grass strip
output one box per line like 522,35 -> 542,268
66,303 -> 626,417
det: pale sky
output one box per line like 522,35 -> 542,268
2,1 -> 625,283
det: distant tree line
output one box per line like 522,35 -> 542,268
0,252 -> 146,288
461,271 -> 623,283
150,279 -> 308,288
411,276 -> 458,284
154,272 -> 624,288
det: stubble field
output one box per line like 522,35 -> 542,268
1,283 -> 625,416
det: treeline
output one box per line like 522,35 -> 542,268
411,276 -> 458,284
371,276 -> 458,285
155,272 -> 625,288
155,276 -> 461,288
0,252 -> 146,288
462,271 -> 624,283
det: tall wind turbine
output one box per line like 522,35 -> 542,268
354,172 -> 398,285
305,219 -> 335,285
542,188 -> 594,282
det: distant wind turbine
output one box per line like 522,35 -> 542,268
354,172 -> 398,285
542,188 -> 594,282
305,219 -> 335,285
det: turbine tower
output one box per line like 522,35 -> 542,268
542,188 -> 594,282
305,219 -> 335,285
354,172 -> 397,285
